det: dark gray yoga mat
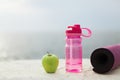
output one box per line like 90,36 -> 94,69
90,44 -> 120,74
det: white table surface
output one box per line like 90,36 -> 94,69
0,59 -> 120,80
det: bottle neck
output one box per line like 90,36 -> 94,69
66,33 -> 81,39
66,35 -> 81,39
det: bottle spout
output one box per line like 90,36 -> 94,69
66,24 -> 82,36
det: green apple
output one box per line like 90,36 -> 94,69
42,53 -> 59,73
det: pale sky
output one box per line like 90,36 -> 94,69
0,0 -> 120,32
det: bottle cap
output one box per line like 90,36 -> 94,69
66,24 -> 82,34
66,24 -> 92,37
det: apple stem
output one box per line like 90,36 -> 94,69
47,52 -> 52,56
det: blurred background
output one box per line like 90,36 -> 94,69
0,0 -> 120,60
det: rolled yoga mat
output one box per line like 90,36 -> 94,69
90,44 -> 120,74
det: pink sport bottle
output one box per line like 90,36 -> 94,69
65,24 -> 92,73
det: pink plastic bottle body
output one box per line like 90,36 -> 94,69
65,24 -> 92,73
65,36 -> 82,73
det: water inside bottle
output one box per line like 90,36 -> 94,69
66,46 -> 82,72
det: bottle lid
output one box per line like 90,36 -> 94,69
66,24 -> 92,37
66,24 -> 82,35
